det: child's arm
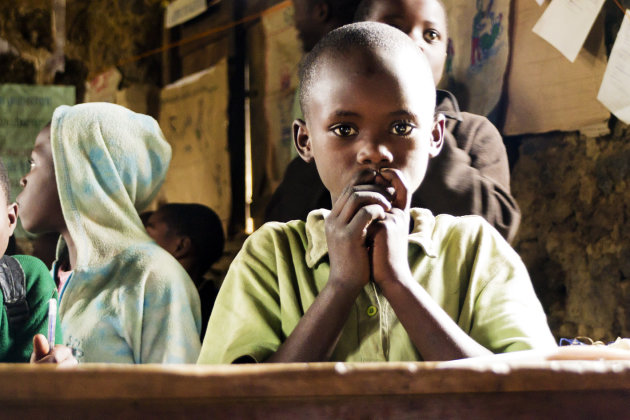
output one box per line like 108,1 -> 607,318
413,119 -> 520,242
372,169 -> 493,361
267,174 -> 392,363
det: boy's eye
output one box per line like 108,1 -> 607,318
424,29 -> 441,43
390,122 -> 414,136
331,125 -> 357,137
27,158 -> 35,168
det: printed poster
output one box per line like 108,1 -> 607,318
261,3 -> 301,193
158,59 -> 231,233
441,0 -> 511,117
0,84 -> 75,237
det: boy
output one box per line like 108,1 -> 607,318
198,22 -> 555,364
145,203 -> 224,339
0,159 -> 62,362
18,103 -> 202,363
266,0 -> 520,243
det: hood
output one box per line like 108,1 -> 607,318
51,102 -> 171,268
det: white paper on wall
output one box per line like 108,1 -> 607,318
597,12 -> 630,124
532,0 -> 606,62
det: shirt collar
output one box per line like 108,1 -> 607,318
305,208 -> 438,268
436,89 -> 463,122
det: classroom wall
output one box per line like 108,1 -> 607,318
512,121 -> 630,342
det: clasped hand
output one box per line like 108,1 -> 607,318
325,168 -> 412,293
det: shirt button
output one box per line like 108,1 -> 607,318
366,305 -> 378,317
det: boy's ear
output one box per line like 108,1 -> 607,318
429,113 -> 446,158
6,203 -> 18,236
173,235 -> 192,259
312,1 -> 330,22
293,119 -> 314,163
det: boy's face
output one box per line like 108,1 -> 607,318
145,211 -> 180,257
295,49 -> 443,205
0,190 -> 18,257
16,126 -> 65,234
362,0 -> 447,85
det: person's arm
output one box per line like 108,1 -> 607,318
140,268 -> 202,364
265,158 -> 331,223
372,169 -> 492,361
413,115 -> 520,243
267,176 -> 392,362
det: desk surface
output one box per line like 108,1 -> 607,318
1,348 -> 630,419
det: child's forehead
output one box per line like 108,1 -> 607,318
369,0 -> 447,27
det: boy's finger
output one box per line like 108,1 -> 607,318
31,334 -> 50,362
52,345 -> 79,366
347,203 -> 386,238
379,168 -> 410,209
331,169 -> 380,216
338,191 -> 391,224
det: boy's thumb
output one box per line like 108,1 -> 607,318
31,334 -> 50,361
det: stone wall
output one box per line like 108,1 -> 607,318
0,0 -> 163,99
512,120 -> 630,342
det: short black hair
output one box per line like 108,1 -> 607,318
156,203 -> 225,274
307,0 -> 364,26
298,21 -> 424,117
0,158 -> 10,202
354,0 -> 446,22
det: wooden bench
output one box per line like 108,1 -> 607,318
1,348 -> 629,419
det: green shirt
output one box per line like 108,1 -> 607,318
199,209 -> 556,364
0,255 -> 62,362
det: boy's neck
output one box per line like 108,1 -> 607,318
60,229 -> 77,270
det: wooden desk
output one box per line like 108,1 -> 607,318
1,349 -> 630,419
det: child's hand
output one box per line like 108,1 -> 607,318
30,334 -> 78,366
325,170 -> 393,293
369,168 -> 413,287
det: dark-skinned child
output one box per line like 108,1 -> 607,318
198,22 -> 555,364
145,203 -> 224,340
266,0 -> 520,243
18,103 -> 202,364
0,158 -> 64,363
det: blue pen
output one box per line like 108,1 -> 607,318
47,298 -> 57,347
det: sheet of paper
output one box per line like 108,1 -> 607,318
158,60 -> 231,233
597,12 -> 630,124
532,0 -> 606,62
165,0 -> 207,29
535,0 -> 544,5
503,0 -> 610,136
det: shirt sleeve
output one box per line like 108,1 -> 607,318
9,255 -> 59,362
198,226 -> 283,364
140,268 -> 202,364
414,114 -> 521,243
454,221 -> 557,352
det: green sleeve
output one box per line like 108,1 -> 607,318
198,226 -> 284,364
3,255 -> 60,362
457,223 -> 557,352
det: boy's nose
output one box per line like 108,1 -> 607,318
357,139 -> 393,166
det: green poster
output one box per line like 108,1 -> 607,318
0,84 -> 75,237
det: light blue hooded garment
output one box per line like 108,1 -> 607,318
51,103 -> 201,363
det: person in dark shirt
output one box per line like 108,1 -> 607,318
266,0 -> 520,243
